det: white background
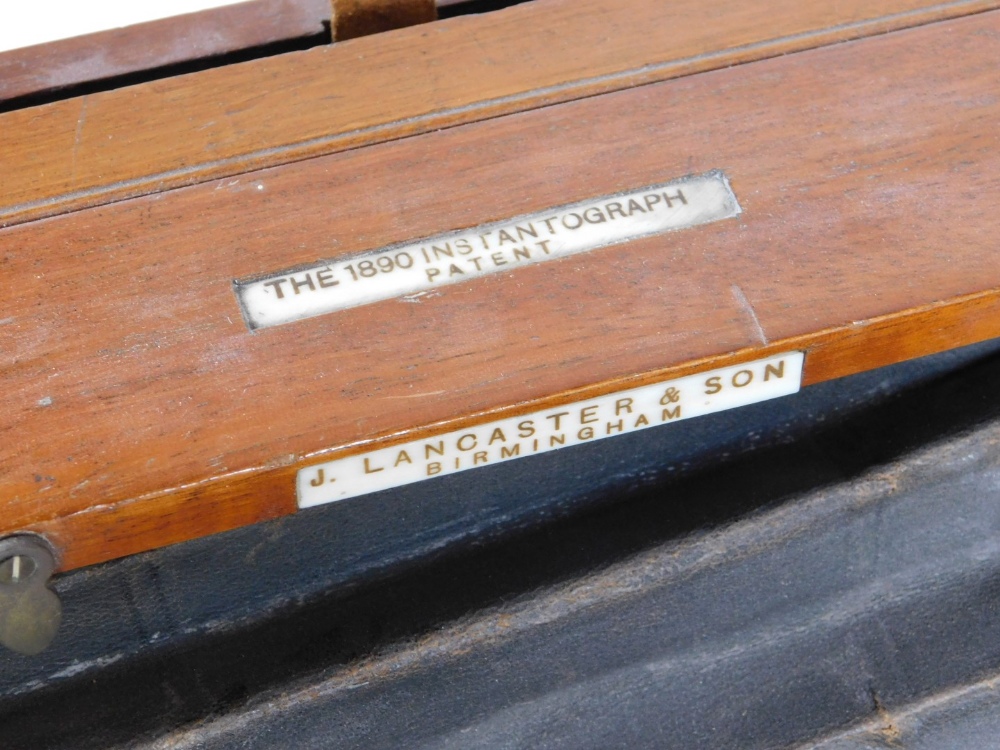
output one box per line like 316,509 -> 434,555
0,0 -> 254,53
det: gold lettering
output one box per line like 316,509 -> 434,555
290,274 -> 315,294
497,229 -> 518,245
263,279 -> 287,299
562,213 -> 584,230
546,411 -> 570,430
764,361 -> 786,381
316,269 -> 339,289
605,202 -> 627,220
515,223 -> 538,240
615,398 -> 633,415
663,189 -> 687,207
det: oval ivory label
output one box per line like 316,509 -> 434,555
235,170 -> 741,330
297,352 -> 802,509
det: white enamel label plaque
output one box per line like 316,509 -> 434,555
297,352 -> 803,509
236,171 -> 740,330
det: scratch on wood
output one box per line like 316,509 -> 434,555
731,284 -> 769,345
385,390 -> 447,399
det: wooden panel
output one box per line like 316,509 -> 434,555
3,11 -> 1000,571
0,0 -> 330,104
331,0 -> 437,41
1,0 -> 997,228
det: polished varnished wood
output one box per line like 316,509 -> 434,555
3,11 -> 1000,571
1,0 -> 996,228
332,0 -> 437,41
0,0 -> 330,104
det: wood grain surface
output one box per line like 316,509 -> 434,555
0,0 -> 330,104
3,10 -> 1000,571
2,0 -> 997,228
332,0 -> 437,41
